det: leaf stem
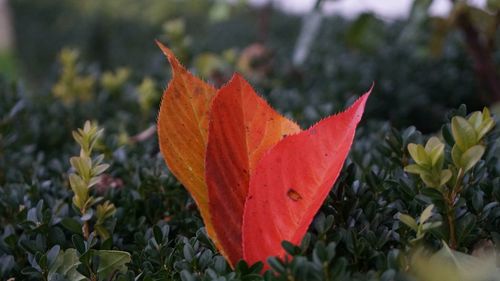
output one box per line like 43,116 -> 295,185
445,198 -> 457,249
445,168 -> 464,249
82,220 -> 90,240
81,206 -> 90,240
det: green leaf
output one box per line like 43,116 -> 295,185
48,248 -> 86,281
69,174 -> 87,198
399,214 -> 418,231
91,163 -> 109,177
282,241 -> 298,255
467,111 -> 482,130
481,107 -> 492,121
95,250 -> 131,280
477,119 -> 495,141
471,190 -> 484,212
96,201 -> 116,223
440,169 -> 452,186
61,218 -> 83,235
451,145 -> 463,168
424,137 -> 442,152
421,221 -> 442,231
72,131 -> 84,148
404,164 -> 429,175
72,235 -> 86,254
408,143 -> 430,166
180,270 -> 196,281
425,137 -> 444,167
456,214 -> 476,245
460,145 -> 485,172
46,245 -> 60,268
213,256 -> 228,273
419,204 -> 434,224
153,225 -> 163,245
451,116 -> 477,151
183,243 -> 194,262
267,257 -> 285,273
421,173 -> 440,188
70,156 -> 92,181
94,225 -> 110,240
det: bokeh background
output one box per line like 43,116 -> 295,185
1,0 -> 499,132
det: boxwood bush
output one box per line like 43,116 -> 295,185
0,57 -> 498,280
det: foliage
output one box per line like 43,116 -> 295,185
1,56 -> 499,279
1,1 -> 500,280
404,107 -> 496,249
405,137 -> 451,188
52,49 -> 95,104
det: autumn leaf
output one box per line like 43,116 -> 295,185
157,44 -> 372,268
206,74 -> 301,266
242,90 -> 371,267
156,41 -> 221,250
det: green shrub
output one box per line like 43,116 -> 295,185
1,63 -> 498,279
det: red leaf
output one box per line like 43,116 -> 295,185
206,74 -> 301,266
242,89 -> 372,267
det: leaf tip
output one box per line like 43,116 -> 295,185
155,40 -> 181,70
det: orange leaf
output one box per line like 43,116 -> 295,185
206,74 -> 301,266
242,90 -> 372,267
156,42 -> 220,248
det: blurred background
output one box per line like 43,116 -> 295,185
0,0 -> 499,133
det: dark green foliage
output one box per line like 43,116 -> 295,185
1,64 -> 498,279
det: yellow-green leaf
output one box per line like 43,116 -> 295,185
477,118 -> 495,141
421,221 -> 442,231
467,111 -> 482,130
425,137 -> 444,167
95,250 -> 131,280
451,144 -> 463,168
421,173 -> 440,188
419,204 -> 434,224
460,145 -> 485,172
451,116 -> 477,151
424,136 -> 442,152
440,169 -> 452,186
404,164 -> 429,175
408,143 -> 431,166
48,249 -> 86,281
399,214 -> 418,231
